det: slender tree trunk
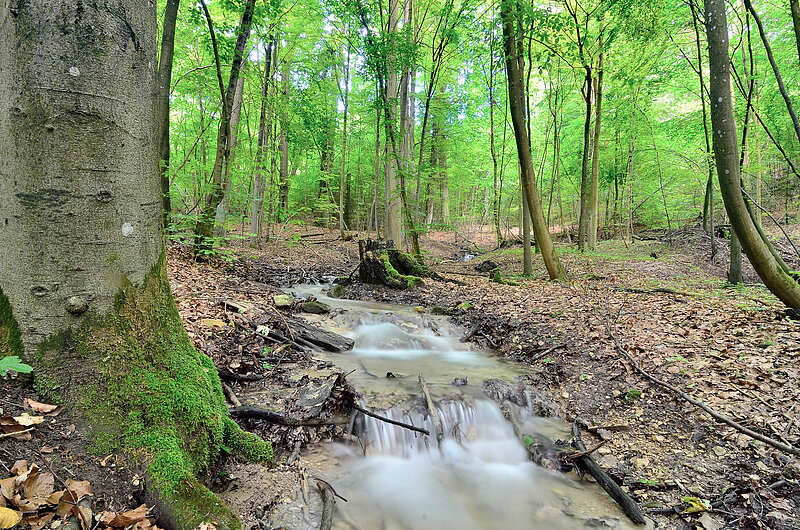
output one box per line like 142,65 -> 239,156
743,0 -> 800,147
502,0 -> 567,280
249,37 -> 275,248
214,76 -> 245,239
522,167 -> 532,275
384,0 -> 402,246
193,0 -> 257,256
0,2 -> 270,526
706,0 -> 800,307
158,0 -> 180,230
338,41 -> 351,238
588,53 -> 603,249
278,58 -> 290,221
791,0 -> 800,63
577,65 -> 593,250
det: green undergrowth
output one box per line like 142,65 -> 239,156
33,253 -> 271,530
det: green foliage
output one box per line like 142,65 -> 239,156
0,356 -> 33,376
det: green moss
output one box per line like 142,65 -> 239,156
378,251 -> 424,290
32,253 -> 271,529
0,287 -> 23,359
223,417 -> 273,463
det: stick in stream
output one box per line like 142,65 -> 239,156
606,315 -> 800,457
350,402 -> 430,436
419,374 -> 444,446
572,423 -> 647,525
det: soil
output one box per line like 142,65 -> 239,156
3,223 -> 799,529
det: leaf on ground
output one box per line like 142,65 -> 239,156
200,318 -> 228,328
22,471 -> 54,500
103,504 -> 149,527
65,479 -> 93,499
12,414 -> 44,426
23,399 -> 59,414
0,507 -> 22,529
681,496 -> 711,513
0,478 -> 14,501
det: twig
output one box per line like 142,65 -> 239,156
313,477 -> 348,502
36,447 -> 92,530
350,402 -> 430,436
221,382 -> 242,408
419,374 -> 444,446
565,439 -> 608,460
528,342 -> 567,362
0,427 -> 34,439
228,406 -> 347,426
606,315 -> 800,457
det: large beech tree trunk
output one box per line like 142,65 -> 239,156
0,2 -> 271,528
705,0 -> 800,307
501,0 -> 567,281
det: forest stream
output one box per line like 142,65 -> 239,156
260,284 -> 640,529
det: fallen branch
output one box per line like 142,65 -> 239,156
419,374 -> 444,446
528,342 -> 567,362
565,439 -> 608,460
350,402 -> 430,436
228,406 -> 347,426
317,481 -> 335,530
460,321 -> 482,342
217,367 -> 264,382
572,423 -> 646,525
606,316 -> 800,457
221,382 -> 242,408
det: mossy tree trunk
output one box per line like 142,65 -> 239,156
0,2 -> 270,528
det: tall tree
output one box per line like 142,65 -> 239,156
193,0 -> 257,256
0,1 -> 271,527
705,0 -> 800,307
502,0 -> 567,281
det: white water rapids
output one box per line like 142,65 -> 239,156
274,285 -> 639,529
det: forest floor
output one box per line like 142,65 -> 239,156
2,223 -> 799,529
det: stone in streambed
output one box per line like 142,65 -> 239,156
328,284 -> 346,298
273,294 -> 294,308
300,300 -> 331,314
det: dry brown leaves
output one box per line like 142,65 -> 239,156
0,461 -> 160,530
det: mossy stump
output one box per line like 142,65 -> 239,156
357,240 -> 440,289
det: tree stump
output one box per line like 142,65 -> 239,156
358,239 -> 441,289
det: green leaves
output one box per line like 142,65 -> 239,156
0,356 -> 32,376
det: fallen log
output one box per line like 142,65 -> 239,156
284,317 -> 354,352
571,422 -> 646,525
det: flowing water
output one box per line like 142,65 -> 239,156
277,285 -> 638,529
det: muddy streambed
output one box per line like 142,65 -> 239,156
224,285 -> 640,529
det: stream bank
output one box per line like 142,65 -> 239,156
170,228 -> 799,529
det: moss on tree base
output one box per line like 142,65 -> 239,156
32,254 -> 271,529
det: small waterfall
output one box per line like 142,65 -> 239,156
357,399 -> 520,459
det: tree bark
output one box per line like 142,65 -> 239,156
250,37 -> 275,248
792,0 -> 800,63
578,66 -> 593,251
384,0 -> 402,247
588,53 -> 603,249
193,0 -> 257,256
501,0 -> 567,281
705,0 -> 800,307
0,1 -> 270,527
158,0 -> 180,230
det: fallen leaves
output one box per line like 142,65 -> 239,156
0,461 -> 160,530
0,507 -> 22,529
